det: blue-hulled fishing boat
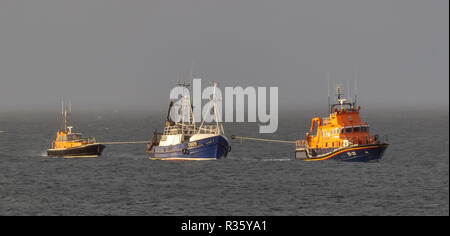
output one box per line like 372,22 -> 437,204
146,82 -> 230,160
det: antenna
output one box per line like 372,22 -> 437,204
347,80 -> 350,102
64,108 -> 67,133
333,80 -> 336,103
335,83 -> 340,100
63,100 -> 67,130
59,99 -> 70,133
327,74 -> 330,112
354,71 -> 358,105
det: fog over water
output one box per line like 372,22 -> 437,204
0,0 -> 448,111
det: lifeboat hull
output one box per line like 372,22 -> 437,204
47,143 -> 106,158
147,135 -> 230,161
296,143 -> 388,162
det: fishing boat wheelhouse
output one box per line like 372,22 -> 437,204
295,85 -> 388,162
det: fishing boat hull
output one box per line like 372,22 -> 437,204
148,135 -> 230,161
295,143 -> 388,162
47,143 -> 106,158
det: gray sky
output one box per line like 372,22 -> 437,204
0,0 -> 448,111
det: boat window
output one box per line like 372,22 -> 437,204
67,134 -> 82,141
353,127 -> 360,132
345,127 -> 352,133
311,121 -> 319,135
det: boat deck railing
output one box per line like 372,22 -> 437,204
296,140 -> 307,148
163,124 -> 196,135
86,137 -> 96,144
373,134 -> 389,144
162,124 -> 220,135
197,125 -> 220,134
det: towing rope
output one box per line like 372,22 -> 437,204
98,141 -> 151,145
230,135 -> 296,144
100,136 -> 297,145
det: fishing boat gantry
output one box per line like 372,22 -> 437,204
295,84 -> 388,162
47,102 -> 105,158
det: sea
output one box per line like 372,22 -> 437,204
0,107 -> 448,215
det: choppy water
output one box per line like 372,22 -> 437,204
0,108 -> 448,215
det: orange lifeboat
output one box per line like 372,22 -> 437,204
295,85 -> 388,162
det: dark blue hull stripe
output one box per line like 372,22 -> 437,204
297,144 -> 388,162
149,135 -> 230,160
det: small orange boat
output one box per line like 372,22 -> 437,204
47,103 -> 105,158
295,84 -> 388,162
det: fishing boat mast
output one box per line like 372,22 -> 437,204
197,82 -> 224,135
178,81 -> 195,129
